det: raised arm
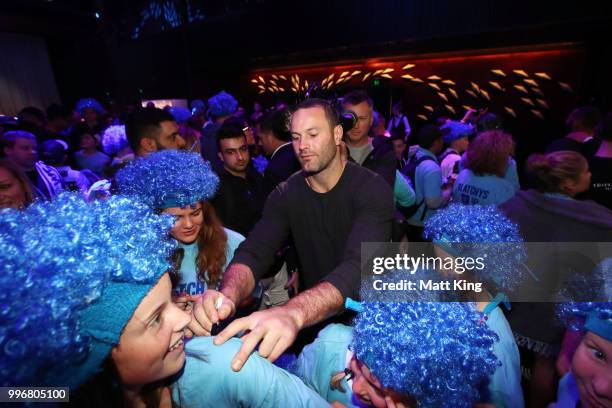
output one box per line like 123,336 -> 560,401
191,186 -> 290,335
213,174 -> 394,371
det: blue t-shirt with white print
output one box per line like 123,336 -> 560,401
174,228 -> 244,296
453,169 -> 517,206
458,154 -> 520,191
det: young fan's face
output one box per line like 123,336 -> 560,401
0,168 -> 27,209
80,133 -> 97,150
572,331 -> 612,408
164,203 -> 204,244
349,357 -> 414,408
452,137 -> 469,153
112,273 -> 191,388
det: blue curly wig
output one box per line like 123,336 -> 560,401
115,149 -> 219,209
101,124 -> 129,155
168,106 -> 192,124
0,193 -> 176,388
75,98 -> 104,115
207,91 -> 238,119
440,120 -> 475,143
424,204 -> 526,293
352,300 -> 499,407
558,302 -> 612,341
351,268 -> 500,407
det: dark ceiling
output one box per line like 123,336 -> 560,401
2,0 -> 612,107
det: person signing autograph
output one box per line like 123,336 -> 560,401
189,98 -> 395,371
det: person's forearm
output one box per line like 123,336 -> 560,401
282,281 -> 344,330
220,263 -> 256,305
442,186 -> 452,203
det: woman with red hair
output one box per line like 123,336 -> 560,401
452,130 -> 518,206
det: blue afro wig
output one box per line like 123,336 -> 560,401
115,149 -> 219,209
75,98 -> 104,115
207,91 -> 238,119
440,120 -> 475,143
0,193 -> 176,387
168,106 -> 192,124
558,302 -> 612,341
352,300 -> 499,407
352,268 -> 500,407
424,204 -> 526,293
101,124 -> 129,155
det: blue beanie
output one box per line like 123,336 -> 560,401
424,204 -> 526,292
0,193 -> 176,388
115,150 -> 219,209
440,120 -> 474,143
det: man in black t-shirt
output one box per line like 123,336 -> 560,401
191,98 -> 394,371
211,119 -> 267,237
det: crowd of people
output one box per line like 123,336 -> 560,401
0,89 -> 611,408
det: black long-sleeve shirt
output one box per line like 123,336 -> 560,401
211,167 -> 267,237
231,162 -> 395,300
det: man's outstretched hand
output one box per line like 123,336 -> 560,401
213,306 -> 302,371
190,290 -> 236,336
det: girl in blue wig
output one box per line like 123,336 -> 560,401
553,303 -> 612,407
115,149 -> 246,305
0,193 -> 330,407
292,269 -> 500,408
423,203 -> 526,408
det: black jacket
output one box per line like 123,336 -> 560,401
211,166 -> 267,237
263,143 -> 301,197
360,136 -> 396,188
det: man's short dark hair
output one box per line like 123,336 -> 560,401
390,133 -> 406,144
476,113 -> 503,134
125,107 -> 175,151
417,125 -> 444,149
567,106 -> 602,132
216,117 -> 246,150
291,98 -> 340,129
18,107 -> 45,123
342,90 -> 373,108
40,139 -> 67,166
46,104 -> 72,122
260,109 -> 291,142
